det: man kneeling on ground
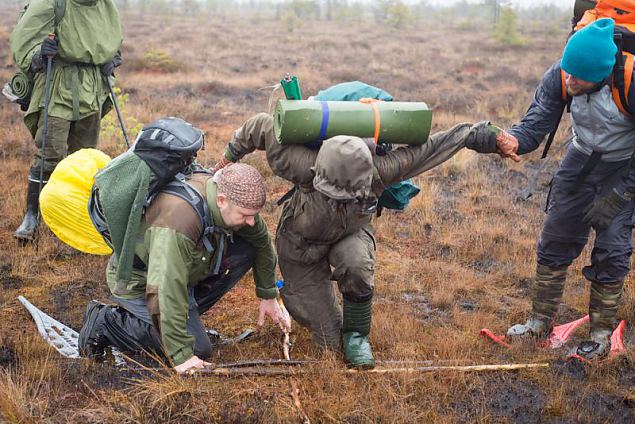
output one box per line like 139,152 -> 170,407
79,163 -> 290,373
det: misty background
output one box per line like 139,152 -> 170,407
0,0 -> 576,41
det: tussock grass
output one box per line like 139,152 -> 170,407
0,5 -> 634,423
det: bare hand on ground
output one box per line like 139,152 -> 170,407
174,355 -> 212,374
496,131 -> 521,163
258,298 -> 292,332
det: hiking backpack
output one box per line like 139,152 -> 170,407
276,81 -> 421,214
90,117 -> 216,288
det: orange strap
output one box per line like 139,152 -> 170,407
560,69 -> 569,102
612,53 -> 634,117
359,98 -> 382,144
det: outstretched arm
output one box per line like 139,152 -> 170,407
507,60 -> 568,155
375,121 -> 513,187
374,123 -> 471,187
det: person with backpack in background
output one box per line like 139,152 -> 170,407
212,108 -> 515,369
9,0 -> 123,241
498,18 -> 635,360
79,159 -> 290,374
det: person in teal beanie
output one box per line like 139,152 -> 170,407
561,18 -> 617,83
491,17 -> 635,360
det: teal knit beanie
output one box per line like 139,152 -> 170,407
561,18 -> 617,83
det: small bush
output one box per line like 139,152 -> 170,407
281,10 -> 302,33
385,0 -> 413,29
494,6 -> 526,46
126,49 -> 185,73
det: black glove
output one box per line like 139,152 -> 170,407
465,121 -> 498,154
582,189 -> 630,230
31,37 -> 58,73
100,50 -> 122,77
40,37 -> 58,59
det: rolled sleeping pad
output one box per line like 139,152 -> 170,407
273,99 -> 432,145
11,72 -> 32,100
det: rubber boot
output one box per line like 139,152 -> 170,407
575,280 -> 624,360
79,301 -> 165,360
78,300 -> 110,358
507,264 -> 567,338
342,298 -> 375,369
14,179 -> 43,242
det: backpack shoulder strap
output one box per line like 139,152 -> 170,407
560,68 -> 570,103
161,179 -> 213,244
611,52 -> 635,117
53,0 -> 66,30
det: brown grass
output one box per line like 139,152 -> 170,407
1,5 -> 634,424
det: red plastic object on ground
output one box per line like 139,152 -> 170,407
610,320 -> 626,355
479,328 -> 511,348
547,315 -> 589,348
566,320 -> 627,363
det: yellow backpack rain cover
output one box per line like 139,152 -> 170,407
40,148 -> 112,255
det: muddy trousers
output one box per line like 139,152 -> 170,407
278,227 -> 376,350
99,238 -> 255,362
532,145 -> 632,333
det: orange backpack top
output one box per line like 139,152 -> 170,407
561,0 -> 635,116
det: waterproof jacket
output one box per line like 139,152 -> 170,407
106,173 -> 277,366
224,113 -> 471,263
508,59 -> 635,192
10,0 -> 122,137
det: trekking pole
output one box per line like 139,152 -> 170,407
105,78 -> 130,148
34,33 -> 56,247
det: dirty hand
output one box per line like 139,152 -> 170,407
496,130 -> 521,163
582,190 -> 630,230
210,155 -> 232,174
174,355 -> 212,374
258,298 -> 292,332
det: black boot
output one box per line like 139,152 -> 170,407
342,298 -> 375,369
78,300 -> 110,358
14,179 -> 44,242
79,300 -> 165,360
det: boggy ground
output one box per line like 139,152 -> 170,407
1,6 -> 635,423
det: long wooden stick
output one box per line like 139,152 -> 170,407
347,363 -> 550,374
216,359 -> 315,368
283,329 -> 311,424
194,362 -> 549,377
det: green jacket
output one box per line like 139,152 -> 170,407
224,113 -> 472,263
106,174 -> 278,366
10,0 -> 122,136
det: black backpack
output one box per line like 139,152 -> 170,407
90,117 -> 218,287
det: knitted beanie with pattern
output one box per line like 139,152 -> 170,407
215,163 -> 266,209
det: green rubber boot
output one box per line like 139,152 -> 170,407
575,280 -> 624,360
342,299 -> 375,369
507,264 -> 567,338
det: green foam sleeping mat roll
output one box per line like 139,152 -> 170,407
11,72 -> 32,100
273,99 -> 432,145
